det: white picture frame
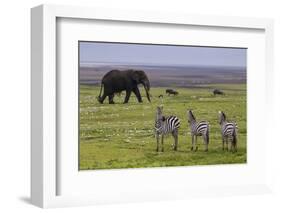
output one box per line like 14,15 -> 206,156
31,4 -> 274,208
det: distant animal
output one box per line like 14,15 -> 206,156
170,91 -> 178,95
166,89 -> 179,96
97,69 -> 151,104
218,111 -> 238,152
154,106 -> 180,152
158,94 -> 163,98
187,110 -> 210,152
213,89 -> 224,95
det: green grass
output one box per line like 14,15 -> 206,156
79,84 -> 247,170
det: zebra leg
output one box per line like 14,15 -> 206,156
204,130 -> 209,152
161,134 -> 164,152
172,130 -> 178,151
204,135 -> 208,152
195,136 -> 198,152
156,135 -> 160,152
233,141 -> 237,152
233,135 -> 237,152
222,138 -> 225,151
191,134 -> 194,151
231,139 -> 237,153
227,139 -> 231,152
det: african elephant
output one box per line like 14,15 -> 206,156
97,69 -> 151,104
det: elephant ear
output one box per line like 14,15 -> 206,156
131,70 -> 141,82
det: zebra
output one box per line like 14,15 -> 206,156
154,106 -> 180,152
218,111 -> 238,152
187,110 -> 210,152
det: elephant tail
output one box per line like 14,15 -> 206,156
97,83 -> 104,103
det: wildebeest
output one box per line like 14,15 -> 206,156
158,94 -> 163,98
213,89 -> 224,95
166,89 -> 179,96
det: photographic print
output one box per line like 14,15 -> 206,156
79,41 -> 247,170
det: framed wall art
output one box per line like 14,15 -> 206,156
31,4 -> 274,208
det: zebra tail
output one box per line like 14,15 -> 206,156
233,127 -> 237,147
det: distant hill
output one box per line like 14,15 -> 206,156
79,63 -> 246,87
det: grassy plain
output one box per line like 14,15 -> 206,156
79,84 -> 246,170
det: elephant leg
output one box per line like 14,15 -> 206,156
124,90 -> 132,103
108,94 -> 115,104
133,87 -> 142,103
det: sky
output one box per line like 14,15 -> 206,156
79,42 -> 247,68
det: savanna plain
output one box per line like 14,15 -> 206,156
79,84 -> 246,170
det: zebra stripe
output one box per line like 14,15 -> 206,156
221,123 -> 237,138
188,111 -> 209,136
193,122 -> 208,135
155,115 -> 180,135
222,123 -> 237,136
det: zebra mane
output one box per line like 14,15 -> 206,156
188,110 -> 196,121
219,111 -> 226,124
156,106 -> 163,114
156,106 -> 164,121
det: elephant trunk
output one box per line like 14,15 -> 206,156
143,81 -> 151,102
97,83 -> 104,103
